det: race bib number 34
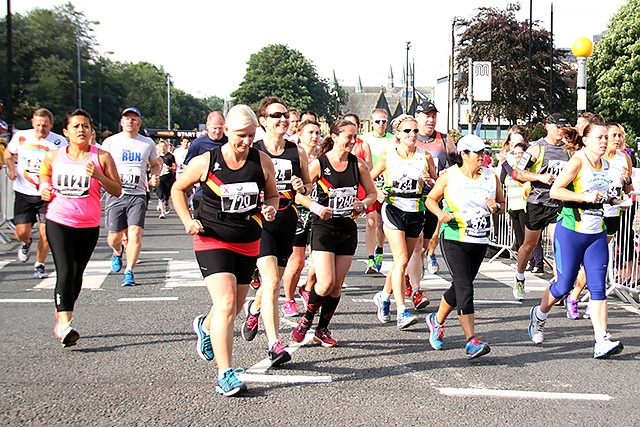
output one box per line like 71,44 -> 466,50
220,182 -> 259,213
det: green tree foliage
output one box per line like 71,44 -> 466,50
231,44 -> 346,121
588,0 -> 640,144
0,2 -> 213,137
455,3 -> 575,125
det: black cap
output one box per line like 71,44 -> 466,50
545,113 -> 568,127
415,102 -> 438,114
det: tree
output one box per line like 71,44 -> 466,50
588,0 -> 640,144
231,44 -> 346,120
454,3 -> 575,126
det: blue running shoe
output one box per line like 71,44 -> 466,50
215,368 -> 247,397
373,291 -> 391,323
192,315 -> 214,361
396,309 -> 418,330
122,269 -> 135,286
465,336 -> 491,359
374,253 -> 383,272
111,247 -> 123,273
427,312 -> 445,350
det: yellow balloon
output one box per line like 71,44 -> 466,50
572,37 -> 594,57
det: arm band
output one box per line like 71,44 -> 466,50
310,202 -> 323,216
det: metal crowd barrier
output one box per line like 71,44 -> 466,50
0,167 -> 15,243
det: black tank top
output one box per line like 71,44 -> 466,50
196,147 -> 265,243
315,153 -> 360,224
253,139 -> 301,208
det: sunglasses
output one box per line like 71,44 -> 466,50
268,112 -> 290,119
373,119 -> 387,124
402,128 -> 419,134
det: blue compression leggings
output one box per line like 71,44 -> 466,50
550,220 -> 608,301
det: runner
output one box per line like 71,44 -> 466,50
172,104 -> 278,396
39,109 -> 121,347
425,134 -> 504,359
291,118 -> 377,346
528,122 -> 624,359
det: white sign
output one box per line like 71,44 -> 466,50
473,61 -> 492,101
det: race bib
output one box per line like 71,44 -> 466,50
53,165 -> 91,198
273,159 -> 293,193
328,187 -> 357,217
220,182 -> 260,213
120,165 -> 142,190
463,209 -> 490,238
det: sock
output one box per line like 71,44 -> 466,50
34,262 -> 44,268
317,295 -> 341,329
218,368 -> 232,379
536,306 -> 548,320
202,324 -> 210,334
368,255 -> 374,260
516,272 -> 525,281
304,288 -> 328,322
381,291 -> 391,301
397,304 -> 407,314
375,246 -> 383,255
268,339 -> 278,350
249,301 -> 260,316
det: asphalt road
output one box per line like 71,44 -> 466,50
2,203 -> 640,426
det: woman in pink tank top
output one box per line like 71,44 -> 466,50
39,109 -> 121,348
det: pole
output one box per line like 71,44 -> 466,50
576,57 -> 587,114
549,2 -> 554,114
405,41 -> 411,112
468,57 -> 473,135
98,63 -> 102,135
528,0 -> 532,122
167,74 -> 171,129
76,22 -> 82,109
449,18 -> 456,131
6,0 -> 13,140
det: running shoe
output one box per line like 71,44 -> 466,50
159,212 -> 166,219
374,252 -> 383,272
426,254 -> 439,274
268,338 -> 291,366
565,295 -> 580,320
404,275 -> 412,298
282,299 -> 299,317
513,277 -> 525,301
583,304 -> 591,319
365,258 -> 378,274
412,290 -> 430,310
54,322 -> 80,348
528,305 -> 545,344
18,240 -> 31,263
122,269 -> 135,286
215,368 -> 247,397
373,291 -> 391,323
164,206 -> 171,214
298,284 -> 310,310
594,339 -> 624,359
192,314 -> 214,361
465,336 -> 491,359
291,316 -> 312,342
427,312 -> 445,350
531,266 -> 545,274
249,269 -> 261,290
34,263 -> 48,279
313,328 -> 338,347
242,303 -> 260,341
111,247 -> 123,273
396,309 -> 418,330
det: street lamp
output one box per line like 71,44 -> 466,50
405,41 -> 411,112
97,51 -> 114,136
76,19 -> 100,109
571,37 -> 594,115
167,74 -> 171,130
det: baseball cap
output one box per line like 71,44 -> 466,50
121,107 -> 142,118
415,102 -> 438,114
545,112 -> 568,127
456,134 -> 491,153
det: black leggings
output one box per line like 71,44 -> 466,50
440,239 -> 487,315
46,220 -> 99,312
156,175 -> 175,203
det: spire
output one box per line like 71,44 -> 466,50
356,75 -> 363,93
388,65 -> 394,89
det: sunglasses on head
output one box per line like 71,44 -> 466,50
373,119 -> 387,124
268,112 -> 290,119
402,128 -> 419,134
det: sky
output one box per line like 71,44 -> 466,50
3,0 -> 629,100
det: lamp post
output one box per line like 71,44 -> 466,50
97,51 -> 114,137
405,41 -> 411,112
571,37 -> 594,115
449,17 -> 461,131
76,18 -> 100,109
167,74 -> 171,130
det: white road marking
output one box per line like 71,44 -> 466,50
141,251 -> 180,254
164,259 -> 204,288
0,260 -> 10,270
438,387 -> 613,401
238,373 -> 332,384
246,330 -> 316,374
117,297 -> 179,302
0,298 -> 52,303
33,260 -> 112,290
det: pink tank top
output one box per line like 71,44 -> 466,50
46,145 -> 104,228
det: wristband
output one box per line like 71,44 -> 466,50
310,202 -> 323,216
299,185 -> 307,195
362,201 -> 368,211
495,203 -> 502,212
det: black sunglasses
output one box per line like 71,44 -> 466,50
267,112 -> 290,119
402,128 -> 419,134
